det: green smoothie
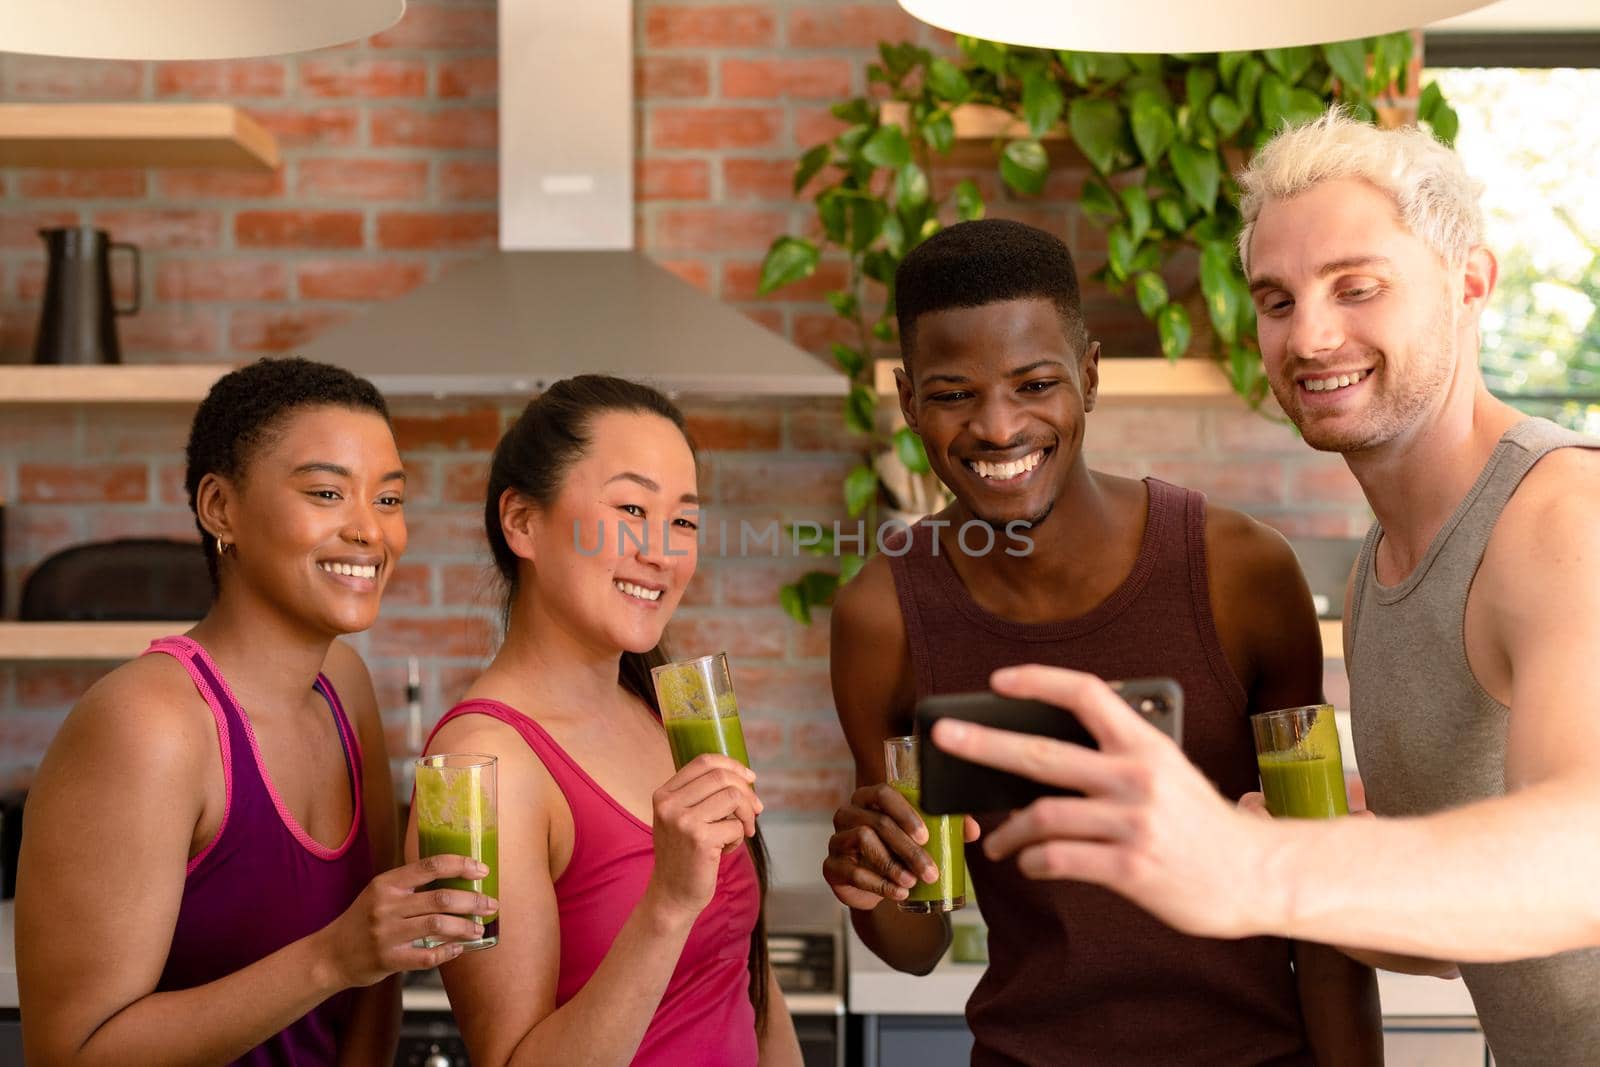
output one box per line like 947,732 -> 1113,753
664,713 -> 750,769
417,822 -> 500,941
892,783 -> 966,912
1257,753 -> 1350,819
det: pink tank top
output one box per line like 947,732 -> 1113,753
144,635 -> 373,1067
428,699 -> 760,1066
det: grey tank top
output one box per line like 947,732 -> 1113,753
1348,417 -> 1600,1065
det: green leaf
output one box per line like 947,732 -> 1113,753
967,37 -> 1008,76
1261,46 -> 1314,85
837,123 -> 871,155
1218,51 -> 1248,89
1062,50 -> 1093,88
1186,67 -> 1217,113
1120,186 -> 1152,246
799,570 -> 840,607
757,236 -> 819,295
862,124 -> 912,169
817,190 -> 848,243
1135,271 -> 1169,317
893,425 -> 931,474
881,213 -> 906,257
1227,344 -> 1265,400
826,289 -> 858,318
872,318 -> 896,342
845,384 -> 876,434
1084,53 -> 1133,83
779,582 -> 810,624
1022,70 -> 1066,138
1234,58 -> 1265,118
1156,302 -> 1192,360
1200,240 -> 1242,344
895,162 -> 930,209
1428,102 -> 1460,147
1322,39 -> 1368,94
1000,139 -> 1049,196
831,342 -> 865,378
839,553 -> 867,584
1130,89 -> 1176,165
1258,72 -> 1292,133
1081,178 -> 1121,220
831,99 -> 876,125
794,144 -> 830,195
845,464 -> 879,517
1106,224 -> 1136,282
1208,94 -> 1245,138
786,523 -> 837,557
927,57 -> 971,102
1156,196 -> 1189,233
955,178 -> 985,221
1128,53 -> 1164,75
1169,141 -> 1221,214
848,197 -> 887,253
862,249 -> 897,285
1068,97 -> 1128,176
921,109 -> 955,155
1286,87 -> 1325,126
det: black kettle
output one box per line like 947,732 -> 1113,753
33,225 -> 141,365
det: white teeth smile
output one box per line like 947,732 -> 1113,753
968,450 -> 1045,481
1304,370 -> 1370,393
319,562 -> 377,580
615,580 -> 662,602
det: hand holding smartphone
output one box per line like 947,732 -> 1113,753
915,678 -> 1183,815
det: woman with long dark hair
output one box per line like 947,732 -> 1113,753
407,375 -> 801,1065
18,357 -> 493,1066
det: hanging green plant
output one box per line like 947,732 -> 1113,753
761,34 -> 1458,623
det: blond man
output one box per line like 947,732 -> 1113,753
930,109 -> 1600,1064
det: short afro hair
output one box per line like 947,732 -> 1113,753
894,218 -> 1088,362
185,356 -> 390,586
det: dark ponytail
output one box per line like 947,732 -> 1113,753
484,375 -> 772,1033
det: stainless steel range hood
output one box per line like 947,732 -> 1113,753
300,251 -> 843,397
301,0 -> 843,399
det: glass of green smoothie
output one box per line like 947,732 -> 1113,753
414,752 -> 499,950
651,652 -> 750,769
1250,704 -> 1350,819
884,735 -> 966,913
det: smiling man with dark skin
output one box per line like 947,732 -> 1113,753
822,218 -> 1380,1064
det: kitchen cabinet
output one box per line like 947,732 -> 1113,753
859,1015 -> 973,1067
1383,1019 -> 1491,1066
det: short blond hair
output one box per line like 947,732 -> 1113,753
1237,107 -> 1484,273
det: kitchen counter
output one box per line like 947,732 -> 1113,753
0,901 -> 840,1016
846,922 -> 1481,1019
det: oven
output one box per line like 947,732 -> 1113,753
395,888 -> 846,1067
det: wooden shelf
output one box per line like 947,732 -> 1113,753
0,104 -> 279,171
876,357 -> 1236,404
879,101 -> 1078,166
0,622 -> 190,661
0,364 -> 229,404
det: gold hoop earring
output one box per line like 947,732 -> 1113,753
215,535 -> 230,557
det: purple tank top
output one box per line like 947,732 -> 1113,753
144,635 -> 374,1067
887,479 -> 1312,1066
428,699 -> 760,1066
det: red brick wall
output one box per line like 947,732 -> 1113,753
0,1 -> 1374,809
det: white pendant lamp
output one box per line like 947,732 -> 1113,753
896,0 -> 1501,53
0,0 -> 406,61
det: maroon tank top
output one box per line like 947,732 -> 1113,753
887,479 -> 1312,1066
144,635 -> 374,1067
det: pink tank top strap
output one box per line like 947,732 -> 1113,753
143,635 -> 236,874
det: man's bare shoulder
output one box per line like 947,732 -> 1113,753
1203,502 -> 1303,594
1489,445 -> 1600,579
832,550 -> 907,649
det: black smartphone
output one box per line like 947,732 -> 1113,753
915,678 -> 1183,815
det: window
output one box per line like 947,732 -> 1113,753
1425,39 -> 1600,433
